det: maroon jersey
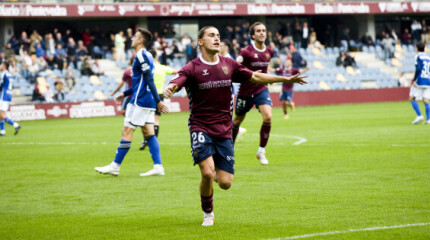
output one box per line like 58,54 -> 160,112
236,43 -> 274,96
122,68 -> 132,89
276,67 -> 299,91
171,56 -> 253,138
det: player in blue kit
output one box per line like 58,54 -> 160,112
409,42 -> 430,125
95,28 -> 169,176
0,61 -> 21,136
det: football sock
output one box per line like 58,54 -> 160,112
154,125 -> 159,137
0,120 -> 4,131
4,117 -> 18,127
113,139 -> 131,165
147,135 -> 162,165
259,123 -> 271,148
201,194 -> 213,213
411,100 -> 422,116
425,103 -> 430,120
232,124 -> 239,143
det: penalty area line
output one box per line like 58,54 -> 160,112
263,222 -> 430,240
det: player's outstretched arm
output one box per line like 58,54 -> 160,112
164,83 -> 178,99
250,72 -> 308,85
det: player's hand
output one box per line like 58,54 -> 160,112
157,101 -> 169,114
412,81 -> 418,87
164,83 -> 178,99
287,74 -> 308,85
109,91 -> 115,97
114,93 -> 124,104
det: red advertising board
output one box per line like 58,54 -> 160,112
0,2 -> 429,18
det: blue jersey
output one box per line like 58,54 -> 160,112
414,52 -> 430,87
0,71 -> 13,102
124,48 -> 160,109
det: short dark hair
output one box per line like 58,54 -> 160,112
249,22 -> 264,39
137,28 -> 153,45
149,49 -> 157,59
198,26 -> 217,40
416,42 -> 426,52
221,39 -> 232,50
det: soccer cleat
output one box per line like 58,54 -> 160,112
424,119 -> 430,125
256,151 -> 269,165
0,131 -> 5,136
95,163 -> 120,176
14,125 -> 21,135
202,212 -> 214,226
284,114 -> 289,120
139,140 -> 147,150
290,102 -> 295,112
140,165 -> 165,177
412,115 -> 424,124
236,127 -> 247,143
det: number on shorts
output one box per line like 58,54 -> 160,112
237,99 -> 246,108
192,132 -> 205,145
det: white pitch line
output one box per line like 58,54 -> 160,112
0,142 -> 190,145
263,222 -> 430,240
246,134 -> 307,145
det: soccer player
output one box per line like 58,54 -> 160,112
95,28 -> 168,176
410,42 -> 430,125
232,22 -> 274,165
274,58 -> 310,119
140,50 -> 178,151
0,61 -> 21,136
164,26 -> 307,226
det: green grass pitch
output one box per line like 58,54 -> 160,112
0,101 -> 429,240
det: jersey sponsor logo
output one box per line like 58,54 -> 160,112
254,53 -> 259,58
141,63 -> 150,71
222,66 -> 229,75
198,79 -> 232,90
250,62 -> 270,67
202,69 -> 209,76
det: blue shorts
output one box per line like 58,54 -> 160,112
235,89 -> 272,116
280,91 -> 293,102
121,96 -> 131,110
190,131 -> 235,174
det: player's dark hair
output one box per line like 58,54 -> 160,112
249,22 -> 264,40
221,39 -> 232,50
149,49 -> 157,59
1,61 -> 9,69
137,28 -> 153,46
416,42 -> 425,52
198,26 -> 216,40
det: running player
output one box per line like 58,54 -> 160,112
274,58 -> 310,119
164,26 -> 307,226
95,28 -> 168,176
0,61 -> 21,136
139,50 -> 178,152
232,22 -> 274,165
410,42 -> 430,125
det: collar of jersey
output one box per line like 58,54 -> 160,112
199,55 -> 219,65
252,41 -> 266,53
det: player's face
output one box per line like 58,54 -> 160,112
131,32 -> 142,48
198,27 -> 220,54
252,24 -> 267,44
0,63 -> 4,71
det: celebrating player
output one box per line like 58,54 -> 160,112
139,50 -> 178,152
95,28 -> 168,176
274,58 -> 310,119
0,61 -> 21,136
410,42 -> 430,125
164,26 -> 307,226
232,22 -> 274,165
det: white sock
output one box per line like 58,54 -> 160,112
258,147 -> 265,154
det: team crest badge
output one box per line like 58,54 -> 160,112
222,66 -> 229,75
265,53 -> 270,59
